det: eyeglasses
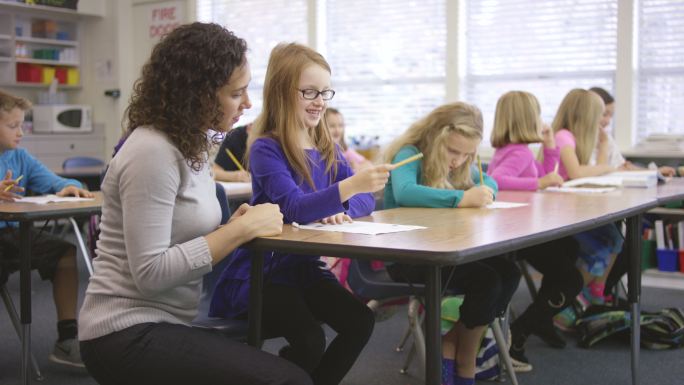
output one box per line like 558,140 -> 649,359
298,89 -> 336,101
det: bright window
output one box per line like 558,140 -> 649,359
464,0 -> 618,144
637,0 -> 684,139
196,0 -> 308,126
325,0 -> 447,145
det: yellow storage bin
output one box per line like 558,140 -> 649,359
42,66 -> 55,84
67,68 -> 79,85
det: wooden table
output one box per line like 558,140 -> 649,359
0,193 -> 103,385
244,187 -> 661,385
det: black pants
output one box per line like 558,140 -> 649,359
261,279 -> 375,385
80,322 -> 312,385
386,256 -> 521,328
517,236 -> 584,318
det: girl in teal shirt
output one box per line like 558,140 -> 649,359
383,102 -> 520,385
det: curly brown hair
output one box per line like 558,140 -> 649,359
125,22 -> 247,171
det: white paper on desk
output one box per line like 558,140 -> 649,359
293,221 -> 426,235
16,195 -> 95,204
218,182 -> 252,195
562,176 -> 623,188
486,201 -> 528,209
545,186 -> 617,194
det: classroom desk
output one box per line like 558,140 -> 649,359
0,193 -> 103,385
244,188 -> 660,385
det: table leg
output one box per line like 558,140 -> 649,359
19,222 -> 32,385
425,265 -> 441,385
626,215 -> 642,385
248,251 -> 264,347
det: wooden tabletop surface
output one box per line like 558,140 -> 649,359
248,188 -> 660,265
0,192 -> 103,220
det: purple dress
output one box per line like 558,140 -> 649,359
209,137 -> 375,318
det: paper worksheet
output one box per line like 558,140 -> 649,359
16,195 -> 95,204
292,221 -> 426,235
486,201 -> 528,209
545,186 -> 616,194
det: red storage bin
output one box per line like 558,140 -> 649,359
55,67 -> 67,84
17,63 -> 43,83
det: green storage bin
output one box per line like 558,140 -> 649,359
642,239 -> 657,270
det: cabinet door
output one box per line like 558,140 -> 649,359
21,135 -> 105,170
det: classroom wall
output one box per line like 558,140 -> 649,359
74,0 -> 195,157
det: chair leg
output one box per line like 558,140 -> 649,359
408,297 -> 426,370
517,259 -> 538,301
400,340 -> 416,374
1,285 -> 45,381
69,217 -> 94,276
491,318 -> 518,385
395,323 -> 412,352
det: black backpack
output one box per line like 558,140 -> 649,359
576,307 -> 684,349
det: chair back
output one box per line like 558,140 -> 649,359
346,259 -> 424,300
62,156 -> 105,169
215,182 -> 231,224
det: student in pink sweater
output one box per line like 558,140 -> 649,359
487,91 -> 583,366
488,91 -> 563,190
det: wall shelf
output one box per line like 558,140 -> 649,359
0,7 -> 81,87
16,58 -> 78,66
16,36 -> 78,47
0,81 -> 81,89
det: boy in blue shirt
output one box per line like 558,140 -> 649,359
0,90 -> 92,368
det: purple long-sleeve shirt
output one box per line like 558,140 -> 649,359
210,137 -> 374,318
487,143 -> 560,191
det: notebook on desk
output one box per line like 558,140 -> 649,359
562,170 -> 658,189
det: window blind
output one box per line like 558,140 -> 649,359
464,0 -> 618,144
637,0 -> 684,140
196,0 -> 308,126
325,0 -> 447,145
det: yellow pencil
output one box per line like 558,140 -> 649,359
392,153 -> 424,169
225,149 -> 246,172
477,155 -> 484,185
4,175 -> 23,192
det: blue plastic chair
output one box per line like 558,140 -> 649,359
191,183 -> 250,340
62,156 -> 105,169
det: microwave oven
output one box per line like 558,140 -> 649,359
32,105 -> 92,134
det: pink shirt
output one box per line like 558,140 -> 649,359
554,129 -> 577,180
343,148 -> 367,166
488,143 -> 560,191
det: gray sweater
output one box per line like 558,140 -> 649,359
79,127 -> 221,341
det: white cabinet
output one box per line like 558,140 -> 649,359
20,123 -> 106,171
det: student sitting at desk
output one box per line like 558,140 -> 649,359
213,122 -> 252,182
210,42 -> 394,385
547,89 -> 624,323
325,108 -> 371,172
589,86 -> 677,177
487,91 -> 584,365
77,23 -> 311,385
0,90 -> 93,368
383,102 -> 521,385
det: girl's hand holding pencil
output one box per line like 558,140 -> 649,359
538,162 -> 563,189
340,152 -> 424,200
458,185 -> 494,208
